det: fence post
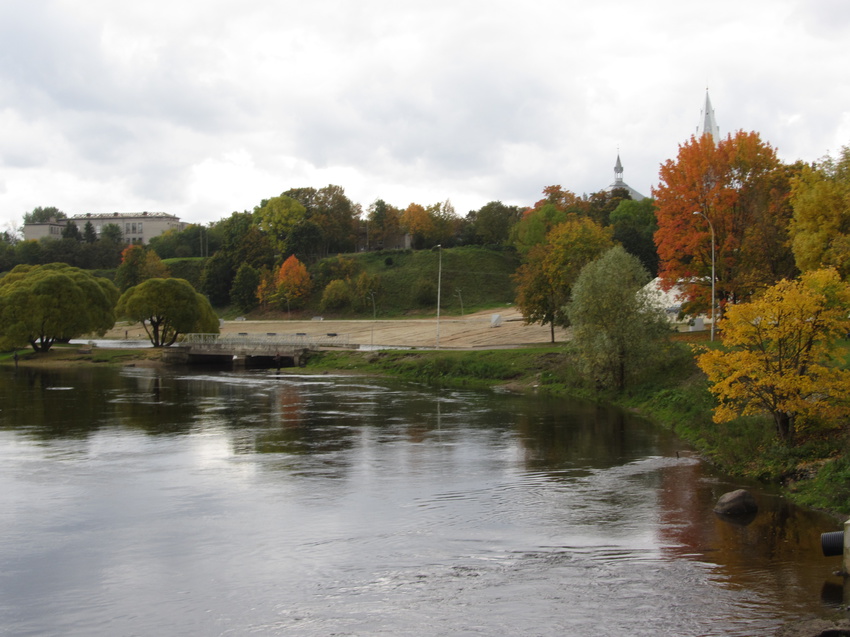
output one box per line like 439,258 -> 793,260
844,518 -> 850,576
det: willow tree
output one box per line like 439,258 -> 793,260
0,263 -> 119,352
116,278 -> 219,347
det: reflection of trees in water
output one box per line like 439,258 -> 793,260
513,398 -> 660,474
657,458 -> 839,603
0,368 -> 202,439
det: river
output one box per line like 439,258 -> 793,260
0,365 -> 845,636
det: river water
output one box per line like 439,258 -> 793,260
0,366 -> 845,636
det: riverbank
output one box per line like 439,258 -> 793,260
3,325 -> 848,517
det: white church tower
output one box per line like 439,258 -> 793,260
697,89 -> 720,141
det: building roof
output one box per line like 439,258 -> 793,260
606,154 -> 645,200
69,212 -> 177,220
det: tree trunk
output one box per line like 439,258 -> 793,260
774,411 -> 794,444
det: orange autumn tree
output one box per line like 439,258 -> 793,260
273,255 -> 312,315
653,130 -> 797,316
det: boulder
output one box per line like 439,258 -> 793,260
714,489 -> 758,517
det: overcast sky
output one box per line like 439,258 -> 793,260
1,0 -> 849,231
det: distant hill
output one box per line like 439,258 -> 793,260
268,246 -> 521,319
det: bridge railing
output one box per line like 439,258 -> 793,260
180,332 -> 351,350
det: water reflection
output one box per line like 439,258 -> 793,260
0,366 -> 845,636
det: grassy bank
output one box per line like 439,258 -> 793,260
0,344 -> 162,367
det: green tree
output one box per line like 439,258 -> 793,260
510,203 -> 568,255
0,263 -> 119,352
697,268 -> 850,444
367,199 -> 403,250
230,264 -> 260,314
201,251 -> 234,307
61,223 -> 82,241
466,200 -> 523,246
609,198 -> 659,277
567,246 -> 670,390
255,195 -> 307,256
100,223 -> 123,243
23,206 -> 66,225
116,278 -> 219,347
514,214 -> 614,342
320,279 -> 353,311
82,221 -> 97,244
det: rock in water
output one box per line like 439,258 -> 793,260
714,489 -> 758,517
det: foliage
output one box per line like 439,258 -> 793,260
696,268 -> 850,444
514,214 -> 614,342
465,200 -> 523,246
510,203 -> 567,255
320,279 -> 353,311
100,223 -> 123,243
284,185 -> 359,258
0,263 -> 119,352
401,203 -> 433,249
149,225 -> 219,259
413,278 -> 437,306
255,195 -> 307,256
654,131 -> 798,314
200,251 -> 234,307
273,255 -> 312,311
353,271 -> 381,312
789,146 -> 850,277
162,258 -> 204,289
609,198 -> 659,277
567,246 -> 671,390
114,245 -> 169,291
366,199 -> 403,250
82,221 -> 97,244
230,264 -> 260,313
23,206 -> 66,225
116,278 -> 219,347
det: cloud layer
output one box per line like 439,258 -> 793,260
1,0 -> 849,229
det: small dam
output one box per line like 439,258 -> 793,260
162,332 -> 350,369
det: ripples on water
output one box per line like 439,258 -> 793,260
0,367 -> 844,636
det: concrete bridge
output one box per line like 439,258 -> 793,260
162,332 -> 351,369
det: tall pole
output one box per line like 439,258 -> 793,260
693,211 -> 716,341
436,245 -> 442,350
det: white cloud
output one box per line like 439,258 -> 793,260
1,0 -> 849,228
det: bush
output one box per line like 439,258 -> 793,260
320,279 -> 353,311
413,278 -> 437,307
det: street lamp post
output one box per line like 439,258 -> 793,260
693,211 -> 716,341
435,245 -> 442,349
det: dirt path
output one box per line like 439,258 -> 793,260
108,308 -> 569,349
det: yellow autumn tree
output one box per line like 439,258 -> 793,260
789,146 -> 850,277
697,268 -> 850,444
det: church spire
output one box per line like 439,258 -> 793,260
614,154 -> 624,185
697,89 -> 720,141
